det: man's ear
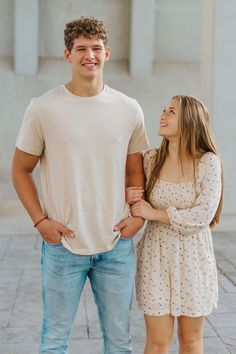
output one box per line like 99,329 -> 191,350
64,48 -> 72,63
104,47 -> 110,62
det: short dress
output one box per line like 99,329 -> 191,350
136,149 -> 222,317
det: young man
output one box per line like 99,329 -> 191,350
12,17 -> 149,354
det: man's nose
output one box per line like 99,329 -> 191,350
85,49 -> 95,60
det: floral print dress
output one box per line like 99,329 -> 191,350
136,149 -> 222,317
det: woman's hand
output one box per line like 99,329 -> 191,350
131,201 -> 170,224
126,186 -> 144,205
131,199 -> 157,220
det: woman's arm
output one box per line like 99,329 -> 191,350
166,154 -> 222,235
131,154 -> 222,234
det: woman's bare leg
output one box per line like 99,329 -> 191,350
177,316 -> 205,354
144,314 -> 174,354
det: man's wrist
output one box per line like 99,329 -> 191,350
34,216 -> 48,228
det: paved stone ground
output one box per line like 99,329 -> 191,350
0,231 -> 236,354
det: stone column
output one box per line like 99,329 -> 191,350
201,0 -> 236,215
14,0 -> 39,75
129,0 -> 155,76
200,0 -> 214,110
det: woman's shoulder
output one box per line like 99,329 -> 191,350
143,148 -> 157,176
143,148 -> 157,161
198,152 -> 221,178
199,151 -> 221,167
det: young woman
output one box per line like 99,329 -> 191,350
127,95 -> 223,354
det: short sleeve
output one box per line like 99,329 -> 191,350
167,153 -> 222,235
127,102 -> 149,154
16,100 -> 45,156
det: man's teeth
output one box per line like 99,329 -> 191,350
84,63 -> 96,66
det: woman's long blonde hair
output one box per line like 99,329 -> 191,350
146,95 -> 223,227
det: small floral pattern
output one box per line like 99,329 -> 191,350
136,149 -> 221,317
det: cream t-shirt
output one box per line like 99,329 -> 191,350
16,84 -> 149,254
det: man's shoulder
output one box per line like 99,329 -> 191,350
30,85 -> 63,108
106,86 -> 139,108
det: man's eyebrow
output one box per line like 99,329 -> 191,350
74,45 -> 103,49
169,106 -> 176,110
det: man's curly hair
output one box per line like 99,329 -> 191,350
64,17 -> 109,52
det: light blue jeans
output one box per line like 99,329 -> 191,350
40,238 -> 135,354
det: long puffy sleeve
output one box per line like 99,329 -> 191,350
166,153 -> 222,236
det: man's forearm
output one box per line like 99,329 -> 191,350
12,167 -> 75,243
126,172 -> 145,189
12,170 -> 45,224
125,152 -> 145,189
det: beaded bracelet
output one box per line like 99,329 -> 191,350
34,216 -> 48,228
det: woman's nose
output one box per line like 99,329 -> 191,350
161,112 -> 166,119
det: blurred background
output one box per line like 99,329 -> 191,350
0,0 -> 235,231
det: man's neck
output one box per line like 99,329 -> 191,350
67,77 -> 104,97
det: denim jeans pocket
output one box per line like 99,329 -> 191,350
45,242 -> 63,247
119,236 -> 133,241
